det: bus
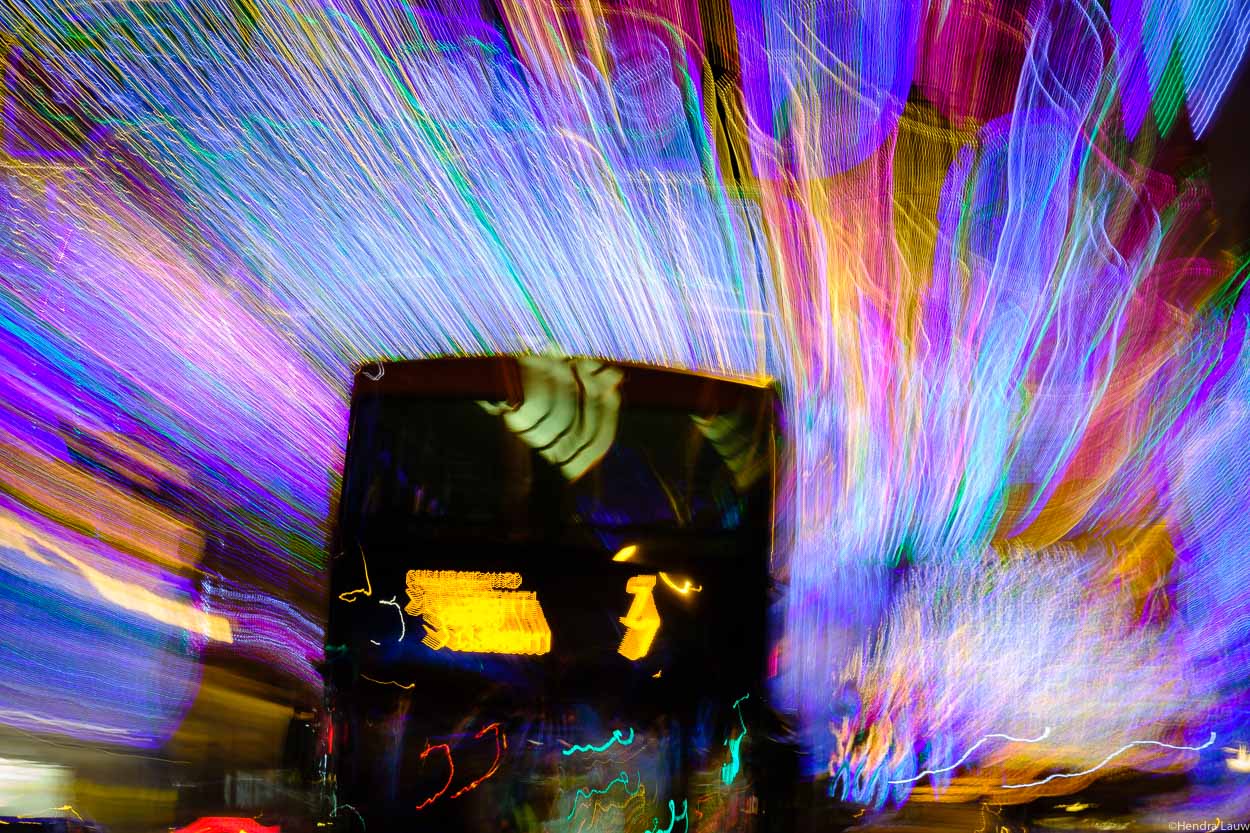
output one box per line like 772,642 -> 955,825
323,356 -> 779,831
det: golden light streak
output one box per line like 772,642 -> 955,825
0,514 -> 232,643
658,572 -> 702,595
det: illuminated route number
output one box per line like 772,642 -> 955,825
618,575 -> 661,661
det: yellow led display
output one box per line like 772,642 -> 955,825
404,570 -> 551,655
618,575 -> 661,661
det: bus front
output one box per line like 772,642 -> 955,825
325,356 -> 778,831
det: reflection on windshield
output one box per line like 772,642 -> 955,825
345,396 -> 769,544
479,356 -> 624,482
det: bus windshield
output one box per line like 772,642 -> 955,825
339,357 -> 773,545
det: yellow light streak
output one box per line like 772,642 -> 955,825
658,572 -> 702,595
70,554 -> 233,643
337,545 -> 373,602
0,441 -> 203,572
612,545 -> 638,562
0,515 -> 232,643
360,674 -> 416,690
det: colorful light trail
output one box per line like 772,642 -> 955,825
1,0 -> 1249,815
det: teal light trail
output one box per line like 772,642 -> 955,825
562,727 -> 635,756
721,694 -> 749,785
644,798 -> 689,833
565,770 -> 640,821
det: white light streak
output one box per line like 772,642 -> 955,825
380,595 -> 406,642
1001,732 -> 1217,789
888,727 -> 1053,784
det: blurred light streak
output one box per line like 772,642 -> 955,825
378,595 -> 405,642
721,694 -> 749,785
358,674 -> 414,690
172,818 -> 281,833
0,504 -> 205,746
446,722 -> 506,800
0,513 -> 231,643
1225,743 -> 1250,773
1000,731 -> 1217,789
67,552 -> 232,643
201,579 -> 322,688
0,759 -> 69,817
658,572 -> 702,595
889,728 -> 1053,785
336,547 -> 373,602
0,0 -> 1247,813
1113,0 -> 1250,137
413,742 -> 454,811
410,723 -> 506,810
562,727 -> 636,756
0,439 -> 203,571
644,798 -> 689,833
565,770 -> 640,821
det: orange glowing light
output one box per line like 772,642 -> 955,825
618,575 -> 661,661
612,545 -> 638,562
1225,743 -> 1250,773
404,570 -> 551,655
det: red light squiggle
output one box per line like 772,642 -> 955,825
414,723 -> 507,810
448,722 -> 507,799
414,743 -> 454,811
